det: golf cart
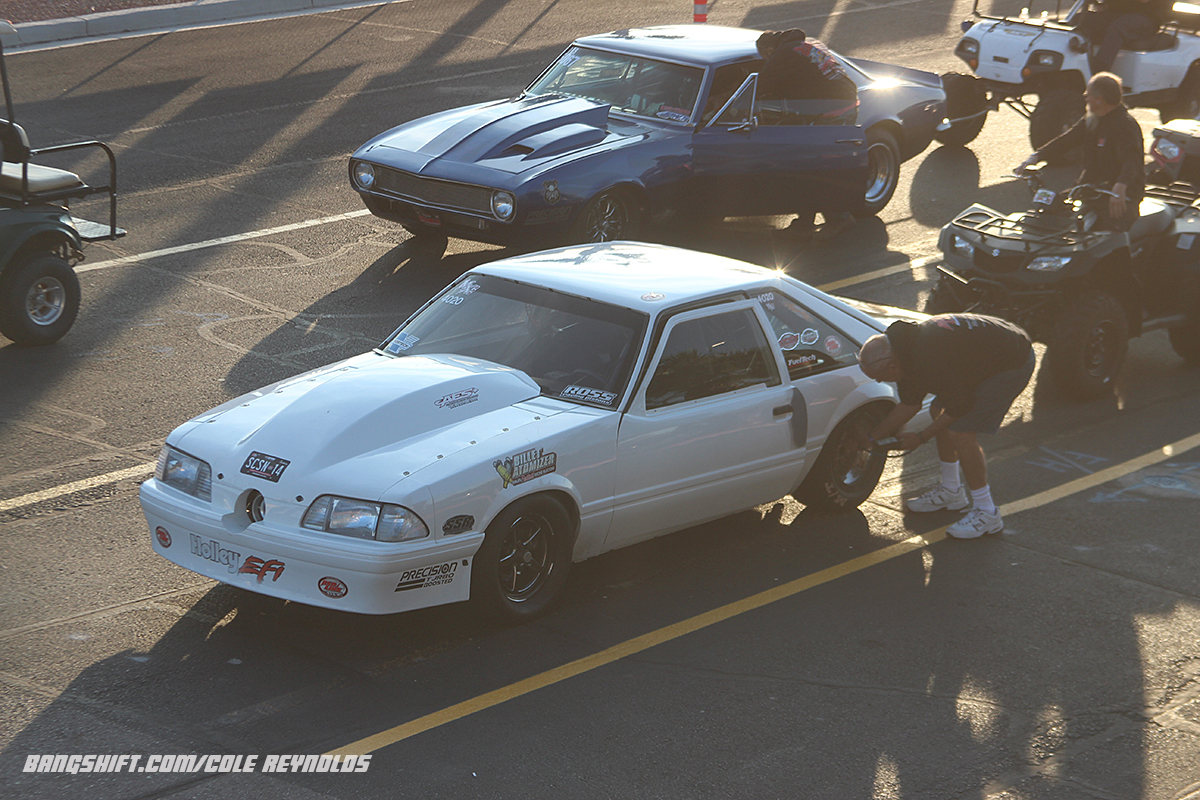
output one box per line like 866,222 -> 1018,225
0,20 -> 123,345
939,0 -> 1200,152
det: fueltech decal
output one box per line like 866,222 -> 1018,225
494,447 -> 557,488
238,556 -> 286,583
394,561 -> 459,592
190,535 -> 241,574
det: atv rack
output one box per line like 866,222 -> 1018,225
951,206 -> 1097,251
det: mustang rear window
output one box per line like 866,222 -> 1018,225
383,275 -> 648,407
526,46 -> 703,123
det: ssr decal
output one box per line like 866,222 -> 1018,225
435,387 -> 479,410
190,535 -> 241,574
155,527 -> 172,548
240,451 -> 290,483
442,515 -> 475,535
494,447 -> 557,488
318,577 -> 349,599
239,556 -> 286,583
560,385 -> 617,406
394,561 -> 459,592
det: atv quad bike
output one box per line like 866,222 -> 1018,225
939,0 -> 1200,153
0,20 -> 123,346
927,121 -> 1200,400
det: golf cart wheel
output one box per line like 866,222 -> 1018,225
794,403 -> 889,512
924,279 -> 968,315
471,495 -> 574,622
935,72 -> 988,147
0,252 -> 81,346
859,128 -> 900,216
1045,289 -> 1129,400
1030,89 -> 1085,162
572,188 -> 643,243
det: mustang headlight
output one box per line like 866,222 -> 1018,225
491,190 -> 515,221
352,161 -> 376,190
951,235 -> 976,258
301,495 -> 429,542
1028,255 -> 1072,272
155,445 -> 212,501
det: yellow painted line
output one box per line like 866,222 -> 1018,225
0,463 -> 154,513
816,255 -> 938,293
328,428 -> 1200,756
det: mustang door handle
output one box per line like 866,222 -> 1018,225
773,404 -> 793,417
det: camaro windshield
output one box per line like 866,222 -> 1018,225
526,46 -> 704,123
381,275 -> 648,408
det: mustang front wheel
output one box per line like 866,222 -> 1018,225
0,252 -> 81,346
794,404 -> 889,512
472,496 -> 574,621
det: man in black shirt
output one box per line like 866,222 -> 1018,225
857,314 -> 1035,538
1074,0 -> 1173,73
1018,72 -> 1145,230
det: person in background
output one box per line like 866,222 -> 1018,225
1074,0 -> 1174,73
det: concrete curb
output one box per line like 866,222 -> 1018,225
2,0 -> 391,50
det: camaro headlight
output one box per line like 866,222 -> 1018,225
301,495 -> 429,542
491,190 -> 515,221
155,445 -> 212,501
952,235 -> 975,258
1028,255 -> 1072,272
352,161 -> 376,190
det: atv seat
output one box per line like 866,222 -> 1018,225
1129,198 -> 1175,240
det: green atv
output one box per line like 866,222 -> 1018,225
0,20 -> 123,345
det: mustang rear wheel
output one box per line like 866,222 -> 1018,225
0,252 -> 80,346
794,404 -> 890,512
573,189 -> 643,243
471,495 -> 574,621
860,128 -> 900,216
1045,289 -> 1128,400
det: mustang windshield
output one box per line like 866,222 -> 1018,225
526,46 -> 703,123
382,275 -> 648,409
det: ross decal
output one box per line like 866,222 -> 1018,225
318,577 -> 349,599
240,451 -> 290,483
641,292 -> 665,302
778,331 -> 800,350
239,556 -> 286,583
560,385 -> 617,406
435,387 -> 479,410
386,333 -> 420,354
442,515 -> 475,535
394,560 -> 459,592
494,447 -> 557,488
800,328 -> 819,346
543,180 -> 561,204
156,527 -> 172,548
190,534 -> 242,574
824,336 -> 843,356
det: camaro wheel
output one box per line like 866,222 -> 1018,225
471,496 -> 574,621
1030,89 -> 1084,162
0,252 -> 81,346
1045,289 -> 1129,400
572,189 -> 642,243
935,72 -> 988,147
860,128 -> 900,216
794,404 -> 890,512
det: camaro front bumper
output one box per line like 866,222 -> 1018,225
139,480 -> 484,615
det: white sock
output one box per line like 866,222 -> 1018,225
940,461 -> 961,492
971,485 -> 996,515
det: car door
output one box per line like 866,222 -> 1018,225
691,72 -> 867,218
606,300 -> 807,551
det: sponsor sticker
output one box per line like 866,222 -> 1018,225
560,385 -> 617,406
543,180 -> 561,204
155,527 -> 172,548
787,352 -> 820,370
394,560 -> 460,592
240,451 -> 290,483
656,109 -> 691,123
386,333 -> 420,354
317,577 -> 348,599
824,336 -> 843,356
239,556 -> 286,583
435,387 -> 479,410
494,447 -> 557,488
190,535 -> 242,574
800,328 -> 820,346
778,331 -> 800,350
641,292 -> 665,302
442,515 -> 475,535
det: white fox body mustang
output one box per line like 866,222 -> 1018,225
141,242 -> 926,621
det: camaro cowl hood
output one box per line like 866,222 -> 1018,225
173,354 -> 544,498
360,94 -> 645,176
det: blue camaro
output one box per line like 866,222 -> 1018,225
349,25 -> 948,247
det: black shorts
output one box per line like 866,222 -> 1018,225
936,350 -> 1035,435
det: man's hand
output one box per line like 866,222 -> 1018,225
1016,154 -> 1040,175
1110,182 -> 1128,220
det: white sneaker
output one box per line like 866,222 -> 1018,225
905,485 -> 970,513
947,508 -> 1003,539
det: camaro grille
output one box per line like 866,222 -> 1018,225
373,167 -> 493,215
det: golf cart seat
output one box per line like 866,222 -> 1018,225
1122,31 -> 1178,52
0,120 -> 106,202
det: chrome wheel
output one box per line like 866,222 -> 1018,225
575,190 -> 640,243
861,129 -> 900,214
25,276 -> 67,327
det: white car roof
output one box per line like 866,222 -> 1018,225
468,241 -> 791,311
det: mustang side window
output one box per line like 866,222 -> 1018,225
645,308 -> 780,410
754,290 -> 856,380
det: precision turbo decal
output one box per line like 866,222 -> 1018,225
394,561 -> 459,592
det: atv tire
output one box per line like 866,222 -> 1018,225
936,72 -> 988,147
924,279 -> 969,315
1045,289 -> 1128,400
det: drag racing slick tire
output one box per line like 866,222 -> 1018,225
795,403 -> 890,512
471,495 -> 575,621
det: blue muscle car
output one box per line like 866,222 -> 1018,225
349,25 -> 948,247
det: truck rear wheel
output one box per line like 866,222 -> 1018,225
0,252 -> 81,346
1045,289 -> 1128,400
